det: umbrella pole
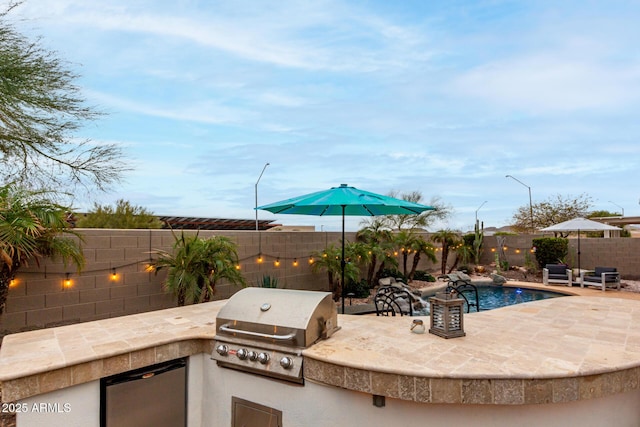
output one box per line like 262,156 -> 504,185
577,230 -> 581,273
341,206 -> 346,315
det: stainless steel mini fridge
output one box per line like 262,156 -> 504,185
100,357 -> 187,427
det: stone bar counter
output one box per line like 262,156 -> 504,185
304,296 -> 640,405
2,295 -> 640,426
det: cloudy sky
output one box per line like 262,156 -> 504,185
9,0 -> 640,231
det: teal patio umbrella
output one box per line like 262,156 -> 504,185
257,184 -> 436,313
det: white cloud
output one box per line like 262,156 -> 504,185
451,54 -> 640,113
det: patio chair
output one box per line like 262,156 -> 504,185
580,267 -> 621,291
542,264 -> 572,287
374,287 -> 413,316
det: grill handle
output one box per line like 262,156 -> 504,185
218,323 -> 297,341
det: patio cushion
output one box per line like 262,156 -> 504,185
545,264 -> 569,276
594,267 -> 617,276
584,267 -> 619,283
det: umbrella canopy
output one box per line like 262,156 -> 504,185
258,184 -> 433,216
539,217 -> 622,233
257,184 -> 436,313
540,217 -> 621,271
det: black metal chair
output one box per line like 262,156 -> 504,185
444,283 -> 480,313
374,286 -> 414,316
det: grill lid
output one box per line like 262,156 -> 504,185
215,288 -> 339,348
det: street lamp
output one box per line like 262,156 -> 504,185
475,200 -> 488,224
505,175 -> 533,233
255,163 -> 270,230
608,201 -> 624,217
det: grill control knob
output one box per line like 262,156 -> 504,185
280,356 -> 294,369
248,351 -> 258,361
236,348 -> 249,360
257,352 -> 270,365
215,344 -> 229,356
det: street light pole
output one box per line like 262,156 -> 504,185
506,175 -> 533,233
475,200 -> 488,224
608,201 -> 624,217
255,163 -> 270,230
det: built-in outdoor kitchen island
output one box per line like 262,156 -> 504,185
2,288 -> 640,427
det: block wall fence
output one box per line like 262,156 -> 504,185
1,230 -> 638,334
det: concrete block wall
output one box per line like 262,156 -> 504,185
2,230 -> 638,334
0,229 -> 346,334
479,235 -> 640,277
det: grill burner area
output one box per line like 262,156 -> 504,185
211,288 -> 339,384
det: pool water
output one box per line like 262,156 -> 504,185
415,285 -> 567,315
472,285 -> 566,311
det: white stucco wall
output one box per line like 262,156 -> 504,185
203,359 -> 640,427
12,355 -> 640,426
16,380 -> 99,427
187,354 -> 204,427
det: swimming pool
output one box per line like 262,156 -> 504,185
415,285 -> 567,315
472,285 -> 567,311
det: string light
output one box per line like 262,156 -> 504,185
257,254 -> 264,264
110,268 -> 118,281
293,259 -> 298,267
308,256 -> 314,265
64,273 -> 72,288
274,258 -> 280,267
235,264 -> 241,270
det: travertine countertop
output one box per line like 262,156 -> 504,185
2,292 -> 640,404
0,301 -> 224,383
305,296 -> 640,379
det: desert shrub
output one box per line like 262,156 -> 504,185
532,237 -> 568,268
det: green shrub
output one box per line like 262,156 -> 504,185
462,234 -> 475,246
457,265 -> 473,274
344,279 -> 371,298
258,275 -> 279,288
413,270 -> 436,282
380,268 -> 406,282
532,237 -> 569,268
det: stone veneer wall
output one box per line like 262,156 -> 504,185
1,230 -> 638,334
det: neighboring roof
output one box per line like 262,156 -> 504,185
158,216 -> 279,231
590,216 -> 640,227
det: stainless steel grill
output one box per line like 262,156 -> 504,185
211,288 -> 339,384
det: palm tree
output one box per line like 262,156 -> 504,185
151,232 -> 246,305
356,218 -> 393,287
431,229 -> 461,275
394,229 -> 420,278
311,243 -> 360,301
0,185 -> 85,315
407,236 -> 437,280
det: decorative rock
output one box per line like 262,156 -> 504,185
491,273 -> 507,285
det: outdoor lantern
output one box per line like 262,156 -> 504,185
429,292 -> 466,339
